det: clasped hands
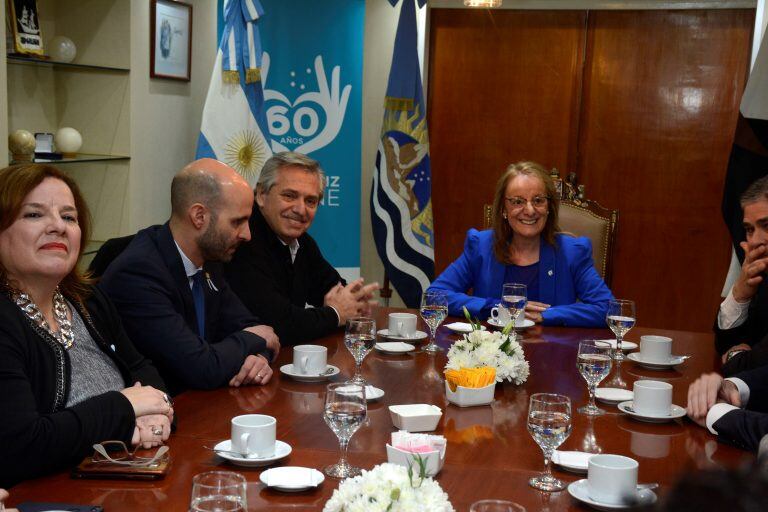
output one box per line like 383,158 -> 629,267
325,278 -> 380,325
120,382 -> 174,449
686,373 -> 741,428
524,301 -> 550,323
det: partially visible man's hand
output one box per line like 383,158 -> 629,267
230,354 -> 273,387
325,279 -> 380,325
686,372 -> 741,424
722,343 -> 751,364
732,242 -> 768,302
244,325 -> 280,358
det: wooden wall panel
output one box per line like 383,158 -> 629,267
428,10 -> 587,271
576,10 -> 753,331
427,8 -> 753,332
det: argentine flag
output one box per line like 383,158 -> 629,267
196,0 -> 272,185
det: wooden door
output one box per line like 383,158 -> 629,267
427,8 -> 754,331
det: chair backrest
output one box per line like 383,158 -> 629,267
482,198 -> 618,285
87,234 -> 135,278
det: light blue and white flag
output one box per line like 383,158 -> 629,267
196,0 -> 272,185
370,0 -> 434,308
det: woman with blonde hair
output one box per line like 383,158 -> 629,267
429,161 -> 613,327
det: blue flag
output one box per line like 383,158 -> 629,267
370,0 -> 433,308
196,0 -> 272,186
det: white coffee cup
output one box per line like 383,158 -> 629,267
490,305 -> 512,324
388,312 -> 417,338
639,335 -> 672,363
632,380 -> 672,416
587,454 -> 639,505
231,414 -> 276,458
293,345 -> 327,375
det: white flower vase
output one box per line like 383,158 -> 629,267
445,381 -> 496,407
50,36 -> 77,63
55,127 -> 82,158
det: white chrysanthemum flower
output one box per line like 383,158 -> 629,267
444,329 -> 529,386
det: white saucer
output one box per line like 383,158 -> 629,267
444,322 -> 487,333
260,466 -> 324,492
568,479 -> 657,510
279,364 -> 340,382
337,384 -> 385,402
627,352 -> 688,370
595,339 -> 638,351
375,341 -> 416,354
617,401 -> 686,423
595,388 -> 634,405
212,439 -> 292,467
486,318 -> 535,330
377,329 -> 428,341
552,450 -> 592,473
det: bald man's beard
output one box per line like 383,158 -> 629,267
197,217 -> 237,263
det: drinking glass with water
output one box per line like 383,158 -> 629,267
606,299 -> 636,361
420,290 -> 448,353
577,340 -> 613,416
189,471 -> 247,512
344,317 -> 376,385
527,393 -> 572,492
323,382 -> 367,478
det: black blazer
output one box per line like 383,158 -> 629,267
717,280 -> 768,376
224,207 -> 344,345
99,223 -> 269,395
713,365 -> 768,451
0,287 -> 167,488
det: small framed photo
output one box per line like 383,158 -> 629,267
7,0 -> 44,56
150,0 -> 192,81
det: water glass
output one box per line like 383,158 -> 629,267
577,340 -> 613,415
527,393 -> 572,492
470,500 -> 526,512
420,290 -> 448,353
190,471 -> 247,512
606,299 -> 636,361
502,283 -> 527,326
344,317 -> 376,385
323,382 -> 367,478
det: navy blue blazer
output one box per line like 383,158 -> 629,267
98,223 -> 270,395
428,229 -> 613,327
713,365 -> 768,451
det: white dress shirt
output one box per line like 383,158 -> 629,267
174,241 -> 202,290
717,288 -> 751,330
705,377 -> 751,434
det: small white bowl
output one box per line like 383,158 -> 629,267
386,444 -> 445,476
445,381 -> 496,407
388,404 -> 442,432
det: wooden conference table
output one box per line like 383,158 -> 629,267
9,308 -> 756,511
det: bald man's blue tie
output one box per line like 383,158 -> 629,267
192,270 -> 206,340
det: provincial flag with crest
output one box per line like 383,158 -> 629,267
370,0 -> 434,308
196,0 -> 272,186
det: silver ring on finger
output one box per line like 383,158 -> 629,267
151,425 -> 163,436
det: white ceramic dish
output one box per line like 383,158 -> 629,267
260,466 -> 324,492
377,329 -> 428,341
279,364 -> 340,382
486,318 -> 535,330
595,339 -> 638,351
445,381 -> 496,407
552,450 -> 593,473
444,322 -> 487,333
375,342 -> 416,354
627,352 -> 688,370
212,439 -> 291,467
337,384 -> 385,402
388,404 -> 442,432
595,388 -> 634,405
568,479 -> 657,510
386,444 -> 446,477
617,401 -> 686,423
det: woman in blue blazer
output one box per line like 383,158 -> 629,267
429,161 -> 613,328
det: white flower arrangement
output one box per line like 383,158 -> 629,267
444,308 -> 530,385
323,462 -> 455,512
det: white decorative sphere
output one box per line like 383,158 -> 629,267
55,127 -> 83,157
50,36 -> 77,63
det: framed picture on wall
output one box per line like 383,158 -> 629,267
150,0 -> 192,81
7,0 -> 44,56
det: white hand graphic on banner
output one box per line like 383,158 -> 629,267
262,52 -> 351,155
